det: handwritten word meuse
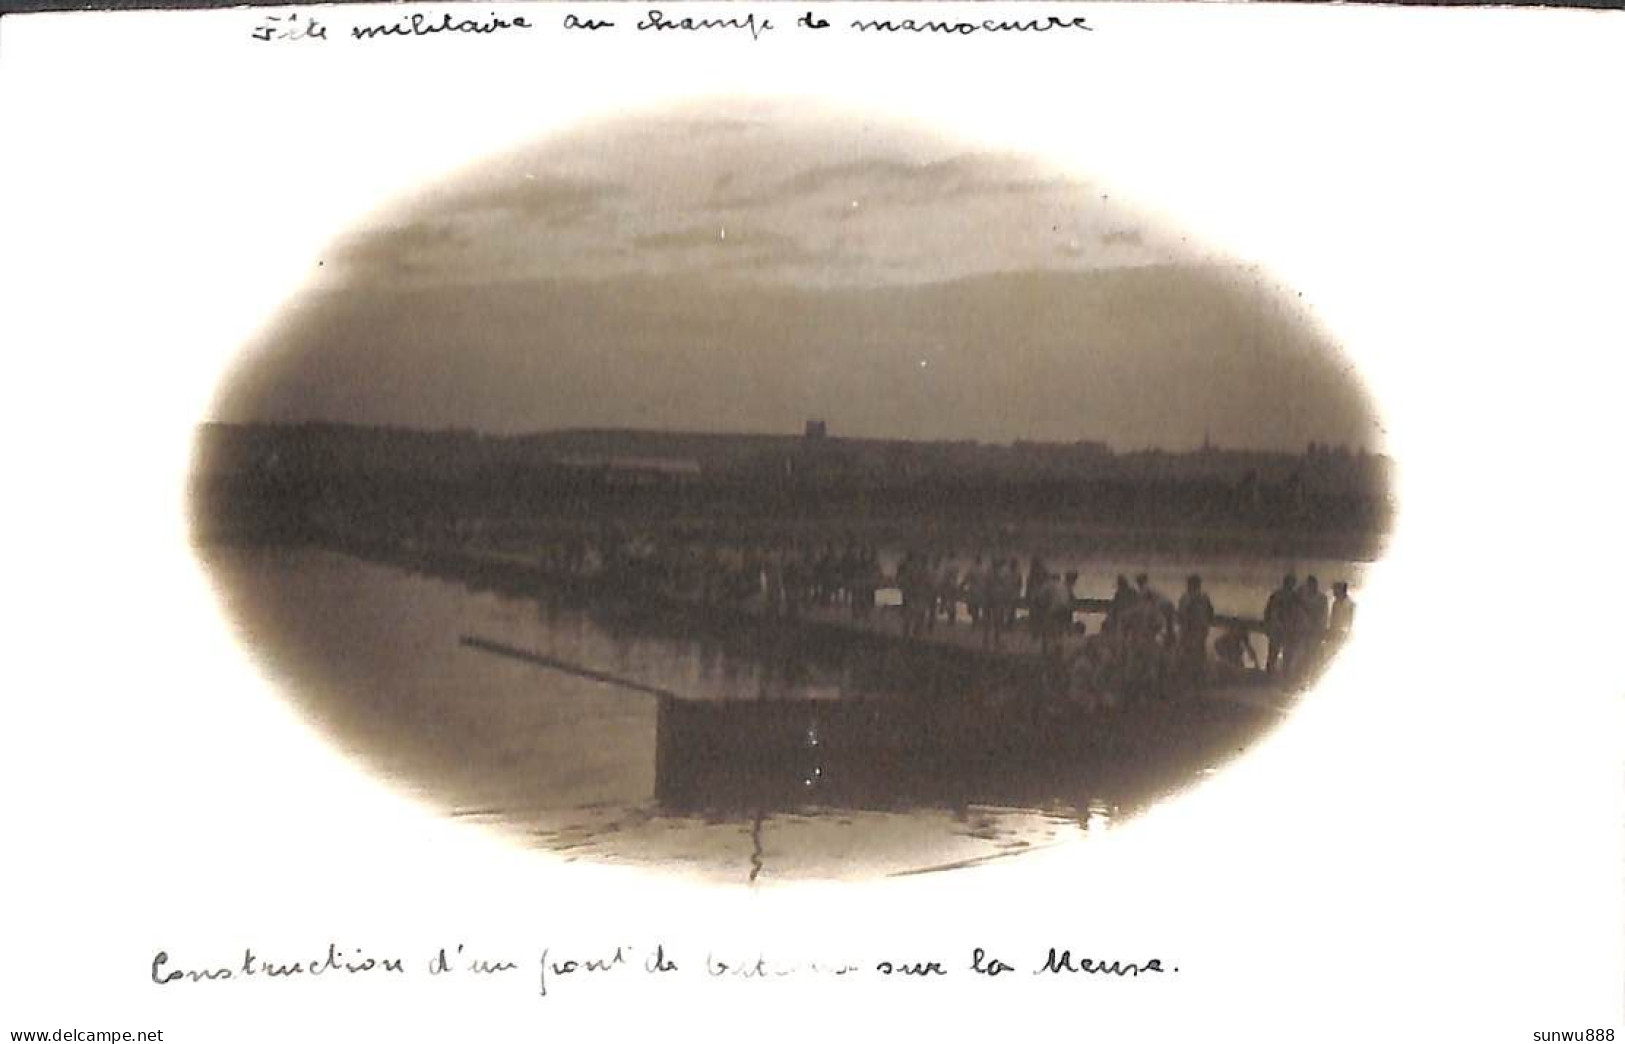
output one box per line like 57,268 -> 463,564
152,945 -> 1171,991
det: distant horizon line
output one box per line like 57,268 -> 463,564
199,419 -> 1388,460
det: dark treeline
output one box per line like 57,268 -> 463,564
191,422 -> 1391,558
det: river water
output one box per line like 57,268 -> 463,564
203,545 -> 1363,881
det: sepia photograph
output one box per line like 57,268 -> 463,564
2,4 -> 1621,1041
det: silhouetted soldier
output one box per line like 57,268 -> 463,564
963,555 -> 989,630
1104,574 -> 1136,635
1117,577 -> 1170,701
1135,573 -> 1176,648
1177,574 -> 1216,688
852,545 -> 879,620
1035,571 -> 1072,656
813,544 -> 837,606
936,557 -> 961,628
986,558 -> 1018,650
1301,575 -> 1329,632
1289,575 -> 1329,676
1263,573 -> 1299,676
1329,581 -> 1356,638
1024,556 -> 1047,639
898,550 -> 923,637
766,548 -> 788,618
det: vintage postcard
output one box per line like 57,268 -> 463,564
1,2 -> 1621,1041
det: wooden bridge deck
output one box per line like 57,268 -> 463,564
329,534 -> 1300,715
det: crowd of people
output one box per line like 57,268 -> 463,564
1261,573 -> 1357,677
1069,570 -> 1355,701
533,528 -> 1356,700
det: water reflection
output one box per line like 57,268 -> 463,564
645,685 -> 1263,819
208,545 -> 1339,880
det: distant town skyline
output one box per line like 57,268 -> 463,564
208,417 -> 1381,459
213,105 -> 1380,454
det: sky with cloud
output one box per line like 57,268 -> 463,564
321,110 -> 1186,291
218,107 -> 1377,451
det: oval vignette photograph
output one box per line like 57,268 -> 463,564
189,105 -> 1393,881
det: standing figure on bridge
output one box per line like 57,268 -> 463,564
837,539 -> 862,608
1329,581 -> 1356,640
963,554 -> 989,631
1292,575 -> 1331,676
1300,575 -> 1330,632
1033,570 -> 1071,656
1104,575 -> 1136,635
918,552 -> 940,635
1134,574 -> 1177,649
1176,574 -> 1216,689
933,554 -> 960,631
1263,573 -> 1299,676
1023,556 -> 1048,640
813,544 -> 838,606
986,558 -> 1018,650
897,550 -> 924,637
1120,579 -> 1170,701
851,544 -> 879,620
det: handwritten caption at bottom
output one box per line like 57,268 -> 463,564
151,944 -> 1174,995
